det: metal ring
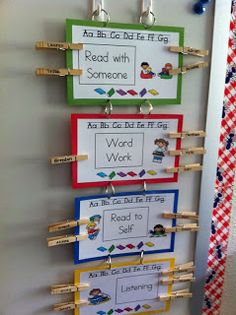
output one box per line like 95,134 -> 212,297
139,100 -> 153,115
92,8 -> 111,27
107,255 -> 112,269
104,100 -> 113,116
139,10 -> 156,29
105,182 -> 116,198
143,181 -> 147,195
140,250 -> 144,265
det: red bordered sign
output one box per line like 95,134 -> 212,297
71,114 -> 183,189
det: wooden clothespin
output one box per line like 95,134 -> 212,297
169,62 -> 208,75
162,212 -> 199,220
161,262 -> 195,275
35,68 -> 83,77
169,46 -> 209,57
159,289 -> 192,301
47,234 -> 87,247
168,147 -> 206,156
35,41 -> 83,51
160,273 -> 195,285
166,163 -> 203,173
51,283 -> 89,295
53,300 -> 89,312
165,223 -> 199,233
50,154 -> 88,165
168,130 -> 206,139
48,218 -> 89,233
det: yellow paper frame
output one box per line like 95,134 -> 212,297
74,258 -> 175,315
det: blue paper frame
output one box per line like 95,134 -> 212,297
74,189 -> 178,264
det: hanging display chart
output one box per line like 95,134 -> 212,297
73,259 -> 174,315
74,190 -> 178,263
71,113 -> 183,188
51,258 -> 195,314
66,19 -> 184,105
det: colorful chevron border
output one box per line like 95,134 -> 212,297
96,303 -> 152,315
96,169 -> 158,180
94,88 -> 159,98
96,241 -> 157,253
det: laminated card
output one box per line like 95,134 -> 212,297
74,258 -> 174,315
74,190 -> 178,264
71,114 -> 183,188
66,20 -> 184,105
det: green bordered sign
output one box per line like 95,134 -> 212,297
66,19 -> 184,106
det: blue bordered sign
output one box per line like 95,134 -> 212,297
74,189 -> 178,264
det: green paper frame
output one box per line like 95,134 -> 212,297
66,19 -> 184,106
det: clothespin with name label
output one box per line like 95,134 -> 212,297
166,163 -> 203,173
168,130 -> 206,139
50,154 -> 88,165
169,62 -> 208,75
48,218 -> 90,232
168,147 -> 206,156
164,223 -> 199,233
51,283 -> 89,295
35,41 -> 83,51
162,212 -> 199,220
161,261 -> 195,275
169,46 -> 209,57
35,68 -> 83,77
53,300 -> 89,312
160,273 -> 195,285
47,234 -> 87,247
159,289 -> 192,301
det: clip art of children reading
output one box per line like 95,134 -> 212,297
86,215 -> 102,240
152,138 -> 169,164
158,63 -> 173,80
140,62 -> 156,79
140,62 -> 173,80
88,288 -> 111,305
149,224 -> 167,237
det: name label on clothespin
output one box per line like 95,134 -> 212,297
53,300 -> 89,311
50,154 -> 88,165
162,212 -> 199,220
159,289 -> 192,301
168,130 -> 206,139
161,262 -> 195,275
48,218 -> 89,233
165,223 -> 199,233
169,46 -> 209,57
160,273 -> 195,285
51,283 -> 89,295
169,62 -> 209,75
166,163 -> 203,173
35,41 -> 83,51
47,234 -> 87,247
168,147 -> 206,156
35,68 -> 83,77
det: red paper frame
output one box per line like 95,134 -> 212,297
71,113 -> 183,189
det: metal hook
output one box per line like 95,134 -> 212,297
104,100 -> 113,116
139,9 -> 156,29
140,250 -> 144,265
139,100 -> 153,115
105,182 -> 115,198
92,7 -> 111,26
107,254 -> 112,269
